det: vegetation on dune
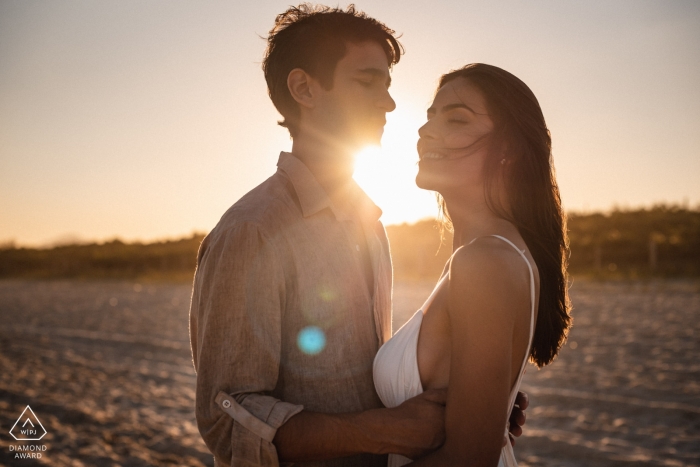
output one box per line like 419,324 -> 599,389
0,234 -> 205,281
388,205 -> 700,281
567,206 -> 700,278
0,206 -> 698,281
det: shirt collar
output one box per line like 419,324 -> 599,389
277,151 -> 382,223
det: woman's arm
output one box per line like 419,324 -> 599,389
410,240 -> 531,466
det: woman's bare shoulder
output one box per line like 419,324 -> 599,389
447,237 -> 531,319
450,236 -> 529,282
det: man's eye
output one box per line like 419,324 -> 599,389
448,119 -> 467,124
358,80 -> 373,87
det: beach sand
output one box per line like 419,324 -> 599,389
1,279 -> 698,466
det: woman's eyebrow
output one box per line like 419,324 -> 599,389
427,103 -> 476,116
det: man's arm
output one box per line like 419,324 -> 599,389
190,221 -> 302,465
274,388 -> 447,462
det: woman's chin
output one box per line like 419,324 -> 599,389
415,170 -> 443,192
414,173 -> 430,191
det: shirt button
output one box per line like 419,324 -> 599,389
356,245 -> 360,251
222,399 -> 231,408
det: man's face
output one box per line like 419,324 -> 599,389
313,41 -> 396,151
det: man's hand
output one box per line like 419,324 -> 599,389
380,388 -> 447,459
503,391 -> 529,447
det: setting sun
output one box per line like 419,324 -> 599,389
352,109 -> 437,225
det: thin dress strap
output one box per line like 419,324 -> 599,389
486,235 -> 536,351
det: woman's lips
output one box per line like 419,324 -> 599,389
420,151 -> 447,160
418,140 -> 448,160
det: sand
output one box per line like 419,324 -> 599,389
1,279 -> 699,466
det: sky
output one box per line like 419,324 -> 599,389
1,0 -> 699,246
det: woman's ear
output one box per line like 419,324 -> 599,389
287,68 -> 316,109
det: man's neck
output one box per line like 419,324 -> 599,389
291,133 -> 358,214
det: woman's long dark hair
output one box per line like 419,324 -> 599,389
437,63 -> 571,367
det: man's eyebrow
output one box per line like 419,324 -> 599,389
356,68 -> 392,87
427,103 -> 476,116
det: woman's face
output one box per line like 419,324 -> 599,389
416,77 -> 495,196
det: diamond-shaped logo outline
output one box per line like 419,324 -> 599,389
9,405 -> 47,441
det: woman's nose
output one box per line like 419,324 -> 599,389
418,119 -> 436,139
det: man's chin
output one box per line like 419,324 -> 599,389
340,129 -> 384,154
358,126 -> 385,145
361,133 -> 384,148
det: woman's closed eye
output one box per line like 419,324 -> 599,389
444,109 -> 471,124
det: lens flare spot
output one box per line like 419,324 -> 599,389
318,286 -> 337,302
297,326 -> 326,355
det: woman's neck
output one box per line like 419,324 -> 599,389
444,194 -> 517,252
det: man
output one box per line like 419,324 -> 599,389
189,5 -> 527,467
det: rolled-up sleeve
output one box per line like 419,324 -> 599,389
189,220 -> 303,467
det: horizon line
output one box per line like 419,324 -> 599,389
2,201 -> 699,250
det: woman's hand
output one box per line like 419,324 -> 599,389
503,391 -> 529,447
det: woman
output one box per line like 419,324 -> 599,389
373,64 -> 572,466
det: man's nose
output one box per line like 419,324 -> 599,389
378,88 -> 396,112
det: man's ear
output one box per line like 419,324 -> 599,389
287,68 -> 317,109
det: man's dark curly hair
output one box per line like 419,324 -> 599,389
262,3 -> 403,137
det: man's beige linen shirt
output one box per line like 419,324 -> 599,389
189,152 -> 392,467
